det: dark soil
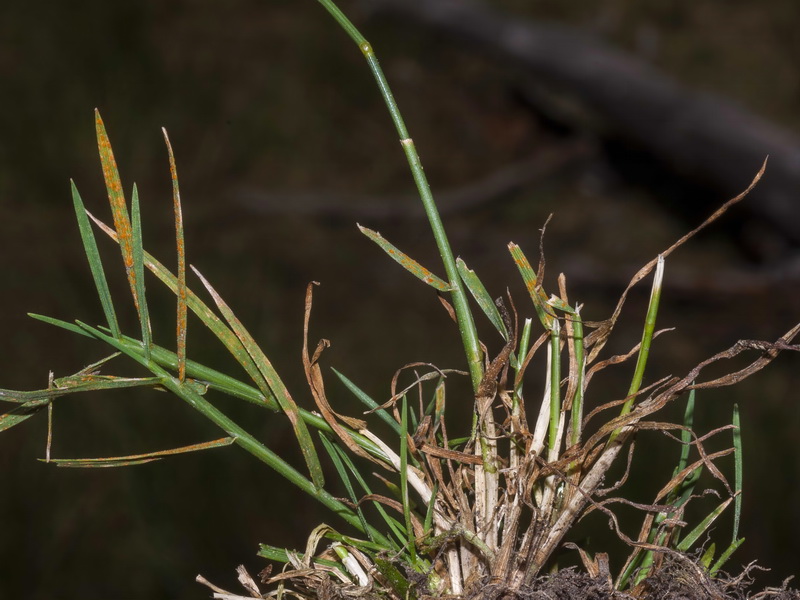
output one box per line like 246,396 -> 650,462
466,559 -> 800,600
298,553 -> 799,600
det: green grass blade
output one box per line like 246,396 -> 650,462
631,536 -> 661,586
358,225 -> 451,292
621,255 -> 664,415
709,537 -> 744,576
258,544 -> 341,570
191,265 -> 325,491
732,403 -> 743,543
0,399 -> 50,432
28,313 -> 95,338
373,556 -> 415,600
677,390 -> 696,478
43,436 -> 235,468
515,317 -> 532,373
548,319 -> 562,456
699,543 -> 716,570
609,255 -> 664,445
331,368 -> 401,435
163,128 -> 187,382
70,181 -> 120,338
569,313 -> 585,446
423,481 -> 437,535
676,497 -> 732,552
546,297 -> 585,447
319,434 -> 372,541
130,183 -> 151,359
456,258 -> 507,339
400,394 -> 416,563
258,544 -> 292,563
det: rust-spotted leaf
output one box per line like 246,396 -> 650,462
95,110 -> 141,313
359,225 -> 452,292
508,242 -> 553,329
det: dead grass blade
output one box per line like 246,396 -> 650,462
302,283 -> 388,473
43,436 -> 235,468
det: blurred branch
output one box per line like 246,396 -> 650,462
560,255 -> 800,299
364,0 -> 800,251
234,139 -> 592,221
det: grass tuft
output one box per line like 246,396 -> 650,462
2,2 -> 799,599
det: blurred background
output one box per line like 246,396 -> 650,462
1,0 -> 799,597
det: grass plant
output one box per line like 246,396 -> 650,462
2,1 -> 799,598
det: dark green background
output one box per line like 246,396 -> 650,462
1,1 -> 798,597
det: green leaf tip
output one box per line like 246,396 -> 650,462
131,183 -> 152,359
732,403 -> 743,544
456,258 -> 507,339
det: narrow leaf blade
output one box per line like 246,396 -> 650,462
319,434 -> 372,540
163,128 -> 187,382
28,313 -> 95,338
43,436 -> 235,468
508,242 -> 553,329
709,537 -> 744,576
192,265 -> 325,490
676,497 -> 733,552
456,258 -> 507,338
71,181 -> 120,338
399,395 -> 416,563
331,368 -> 401,435
0,399 -> 50,432
131,183 -> 152,358
732,403 -> 743,543
359,224 -> 451,291
95,109 -> 139,310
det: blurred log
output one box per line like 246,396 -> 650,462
364,0 -> 800,252
236,140 -> 591,221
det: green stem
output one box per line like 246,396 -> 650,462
314,0 -> 483,391
547,320 -> 561,456
569,312 -> 585,447
608,256 -> 664,445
